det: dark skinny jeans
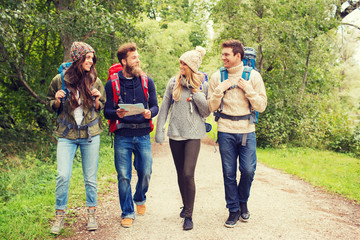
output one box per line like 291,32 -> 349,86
169,139 -> 200,218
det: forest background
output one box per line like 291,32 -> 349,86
1,0 -> 360,239
0,0 -> 359,155
1,0 -> 359,157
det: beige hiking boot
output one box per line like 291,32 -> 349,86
87,208 -> 98,231
51,211 -> 65,234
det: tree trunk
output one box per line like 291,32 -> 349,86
258,44 -> 263,73
299,40 -> 312,102
52,0 -> 75,62
12,61 -> 46,104
255,2 -> 264,72
110,31 -> 116,62
61,32 -> 73,62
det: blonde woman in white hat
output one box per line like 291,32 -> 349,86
155,46 -> 210,230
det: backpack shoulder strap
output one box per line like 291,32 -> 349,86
57,62 -> 72,117
220,67 -> 228,82
140,75 -> 149,102
61,71 -> 66,91
60,73 -> 69,100
59,69 -> 68,118
59,62 -> 73,100
110,72 -> 120,108
242,66 -> 258,123
242,66 -> 253,81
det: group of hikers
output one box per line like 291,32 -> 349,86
46,39 -> 267,234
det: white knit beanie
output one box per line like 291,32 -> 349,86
179,46 -> 206,73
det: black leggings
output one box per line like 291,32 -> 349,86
169,139 -> 201,218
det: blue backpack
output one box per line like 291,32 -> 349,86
214,47 -> 259,124
242,47 -> 257,69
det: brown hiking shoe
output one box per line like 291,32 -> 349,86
121,218 -> 133,228
136,204 -> 146,215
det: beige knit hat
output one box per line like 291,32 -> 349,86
179,46 -> 206,73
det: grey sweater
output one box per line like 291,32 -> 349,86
155,77 -> 211,143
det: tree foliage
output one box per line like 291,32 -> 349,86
211,0 -> 359,154
137,19 -> 205,95
0,0 -> 144,155
0,0 -> 359,156
0,0 -> 142,132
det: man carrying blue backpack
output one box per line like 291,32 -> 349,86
207,39 -> 267,228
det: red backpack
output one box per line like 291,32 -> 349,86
107,63 -> 154,133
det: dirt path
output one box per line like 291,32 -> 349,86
60,140 -> 360,240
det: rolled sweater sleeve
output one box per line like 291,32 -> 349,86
244,71 -> 267,113
192,82 -> 210,118
207,71 -> 223,113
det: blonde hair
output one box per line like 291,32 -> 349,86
172,67 -> 204,102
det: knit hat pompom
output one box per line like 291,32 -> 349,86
179,46 -> 206,73
195,46 -> 206,58
70,41 -> 95,62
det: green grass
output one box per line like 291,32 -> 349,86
0,156 -> 56,239
257,147 -> 360,202
0,133 -> 116,239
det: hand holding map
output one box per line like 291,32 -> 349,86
118,103 -> 145,116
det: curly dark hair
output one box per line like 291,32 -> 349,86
64,54 -> 97,109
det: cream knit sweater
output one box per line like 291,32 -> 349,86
207,63 -> 267,134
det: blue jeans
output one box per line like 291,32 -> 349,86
55,135 -> 100,210
114,135 -> 153,219
217,131 -> 257,212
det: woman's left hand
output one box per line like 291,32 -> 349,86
92,88 -> 101,110
91,88 -> 101,100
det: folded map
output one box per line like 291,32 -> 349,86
118,103 -> 145,116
